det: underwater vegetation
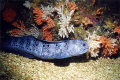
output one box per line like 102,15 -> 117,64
1,0 -> 120,59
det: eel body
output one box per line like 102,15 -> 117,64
1,36 -> 89,59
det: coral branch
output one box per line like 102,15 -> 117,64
67,2 -> 78,11
82,17 -> 93,28
33,7 -> 55,40
92,0 -> 96,7
42,17 -> 55,41
33,7 -> 44,25
9,20 -> 28,37
95,8 -> 102,16
114,26 -> 120,34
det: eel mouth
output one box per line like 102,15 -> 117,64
84,48 -> 89,52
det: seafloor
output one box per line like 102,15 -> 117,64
0,52 -> 120,80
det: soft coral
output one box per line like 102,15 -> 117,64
2,8 -> 16,22
114,26 -> 120,34
33,7 -> 45,25
33,7 -> 55,41
9,20 -> 28,37
99,36 -> 118,56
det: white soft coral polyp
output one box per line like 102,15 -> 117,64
85,31 -> 102,57
55,5 -> 75,38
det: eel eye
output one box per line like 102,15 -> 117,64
83,43 -> 86,46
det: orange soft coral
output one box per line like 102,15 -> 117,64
42,30 -> 53,41
2,8 -> 16,22
42,17 -> 55,31
82,17 -> 93,28
9,29 -> 23,36
33,7 -> 44,25
9,20 -> 27,37
42,17 -> 55,41
95,8 -> 102,16
92,0 -> 96,7
113,26 -> 120,34
114,26 -> 120,45
99,36 -> 118,56
112,46 -> 119,54
12,20 -> 25,29
33,7 -> 55,41
67,2 -> 78,11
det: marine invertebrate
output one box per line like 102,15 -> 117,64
9,20 -> 28,37
82,17 -> 93,28
33,5 -> 55,23
42,30 -> 53,41
55,4 -> 75,38
95,8 -> 102,16
29,24 -> 40,38
85,31 -> 101,57
99,36 -> 118,56
67,2 -> 78,11
33,7 -> 44,25
33,7 -> 55,40
42,17 -> 55,30
113,26 -> 120,45
9,21 -> 40,38
114,26 -> 120,34
42,17 -> 55,41
92,0 -> 96,7
23,1 -> 31,9
2,8 -> 16,22
41,5 -> 54,19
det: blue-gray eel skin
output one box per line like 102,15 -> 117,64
1,36 -> 89,59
